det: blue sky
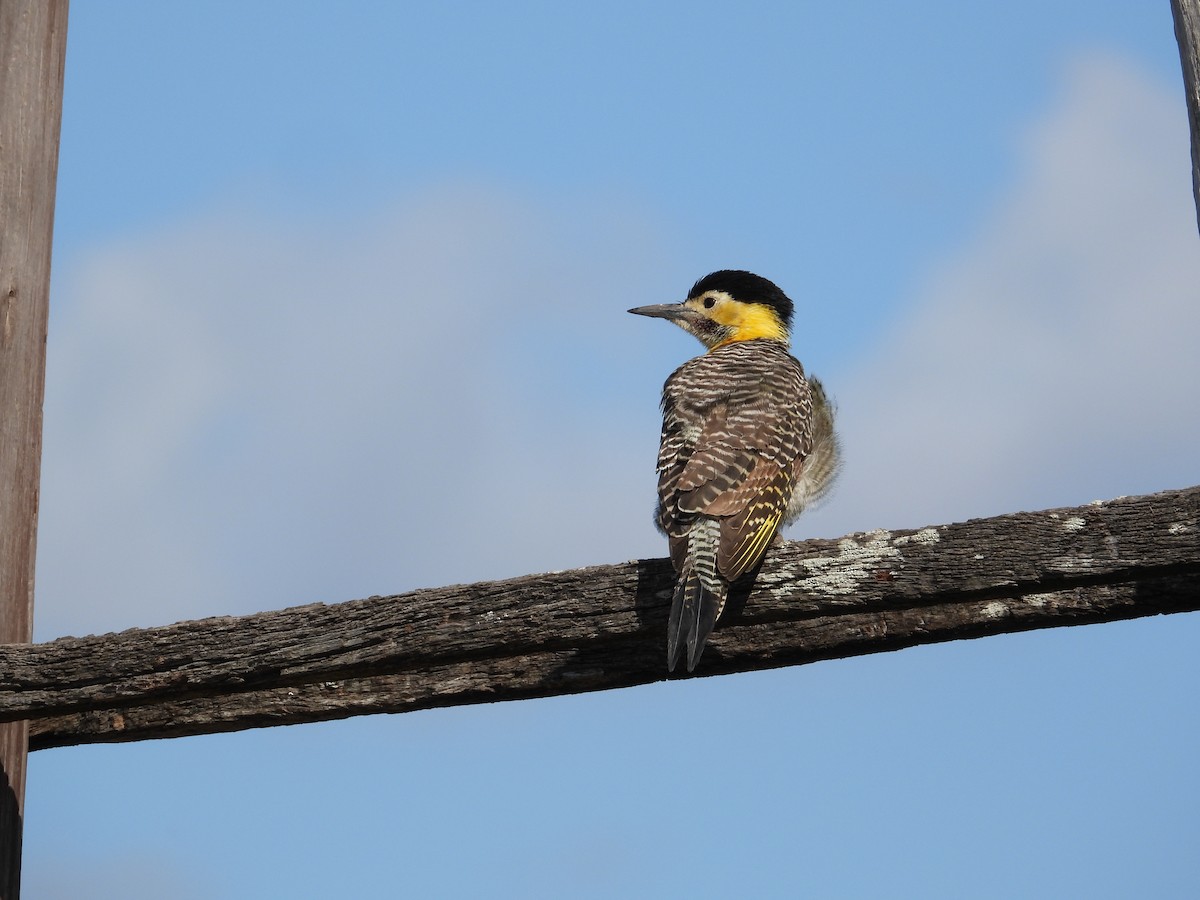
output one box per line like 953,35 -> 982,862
23,2 -> 1200,898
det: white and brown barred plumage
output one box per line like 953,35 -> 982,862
631,271 -> 840,671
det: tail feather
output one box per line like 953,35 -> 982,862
667,561 -> 725,672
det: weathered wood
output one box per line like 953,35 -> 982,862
10,486 -> 1199,751
1173,0 -> 1200,231
0,1 -> 69,894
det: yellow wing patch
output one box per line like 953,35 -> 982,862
728,509 -> 782,576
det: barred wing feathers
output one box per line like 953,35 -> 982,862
657,341 -> 814,582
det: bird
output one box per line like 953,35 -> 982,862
629,270 -> 840,672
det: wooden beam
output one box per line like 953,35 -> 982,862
4,486 -> 1195,750
1172,0 -> 1200,232
0,1 -> 68,895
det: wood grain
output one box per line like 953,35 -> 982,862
12,486 -> 1198,751
0,2 -> 69,895
1172,0 -> 1200,231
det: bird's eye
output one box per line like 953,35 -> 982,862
702,296 -> 716,309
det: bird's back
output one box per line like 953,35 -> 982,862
656,339 -> 816,581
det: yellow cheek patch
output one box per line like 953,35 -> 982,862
708,301 -> 788,347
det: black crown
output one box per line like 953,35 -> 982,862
689,270 -> 794,329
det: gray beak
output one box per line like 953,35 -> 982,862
628,302 -> 692,321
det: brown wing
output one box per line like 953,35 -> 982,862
707,388 -> 806,580
716,460 -> 793,580
656,343 -> 814,582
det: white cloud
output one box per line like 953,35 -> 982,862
36,52 -> 1199,639
23,855 -> 204,900
808,52 -> 1200,538
38,184 -> 676,637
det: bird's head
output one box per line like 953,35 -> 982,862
628,269 -> 793,350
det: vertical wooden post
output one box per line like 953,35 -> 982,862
1172,0 -> 1200,232
0,1 -> 68,896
